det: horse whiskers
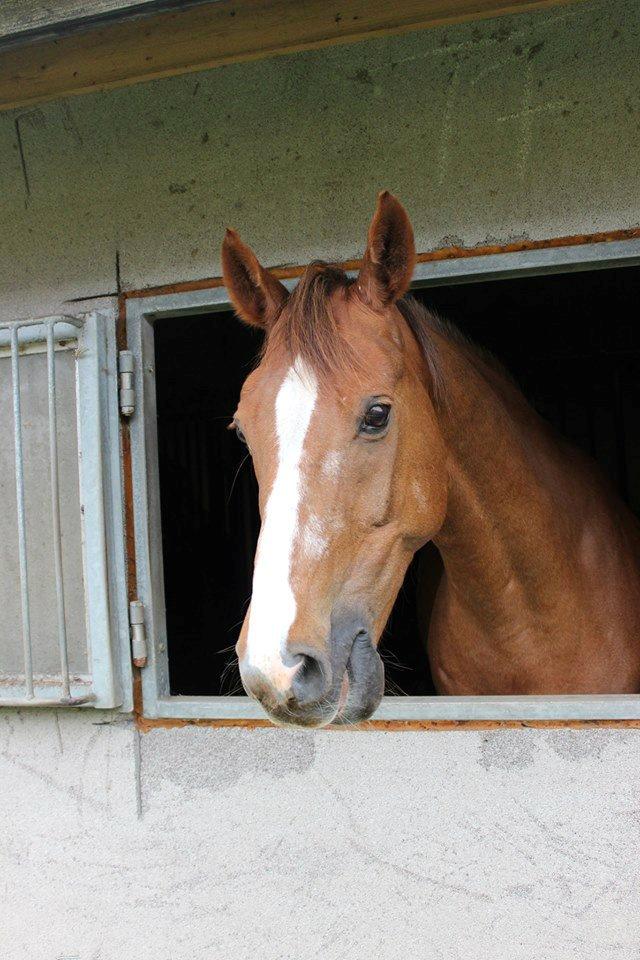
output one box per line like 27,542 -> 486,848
220,650 -> 239,671
214,643 -> 238,656
219,670 -> 237,692
378,647 -> 411,671
226,452 -> 250,506
219,653 -> 241,694
227,597 -> 253,635
220,657 -> 239,676
384,678 -> 410,697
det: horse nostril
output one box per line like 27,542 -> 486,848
289,650 -> 330,705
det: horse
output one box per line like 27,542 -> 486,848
221,191 -> 640,727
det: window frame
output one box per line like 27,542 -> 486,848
126,237 -> 640,722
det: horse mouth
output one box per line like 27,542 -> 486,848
328,632 -> 385,726
253,633 -> 384,728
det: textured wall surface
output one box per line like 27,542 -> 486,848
1,709 -> 639,960
0,0 -> 638,319
2,2 -> 640,957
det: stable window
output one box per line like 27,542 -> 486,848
128,240 -> 640,721
0,313 -> 130,709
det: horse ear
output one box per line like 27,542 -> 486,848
357,191 -> 416,308
221,229 -> 288,329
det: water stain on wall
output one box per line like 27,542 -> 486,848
142,727 -> 317,795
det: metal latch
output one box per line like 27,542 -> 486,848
118,350 -> 135,417
129,600 -> 147,668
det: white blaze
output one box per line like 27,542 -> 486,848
245,358 -> 318,683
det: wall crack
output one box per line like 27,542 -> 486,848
14,117 -> 30,206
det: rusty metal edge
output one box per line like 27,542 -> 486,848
116,293 -> 145,720
123,226 -> 640,302
135,716 -> 640,732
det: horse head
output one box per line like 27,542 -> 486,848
222,192 -> 447,726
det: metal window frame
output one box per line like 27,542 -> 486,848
0,311 -> 132,710
127,237 -> 640,721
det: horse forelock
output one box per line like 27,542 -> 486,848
261,260 -> 487,407
264,262 -> 360,382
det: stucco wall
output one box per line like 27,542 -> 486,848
1,709 -> 639,960
0,0 -> 638,319
2,1 -> 640,956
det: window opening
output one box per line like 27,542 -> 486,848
153,264 -> 640,699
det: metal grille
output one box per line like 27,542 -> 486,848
0,316 -> 94,707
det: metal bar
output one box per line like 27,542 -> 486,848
411,238 -> 640,289
0,339 -> 76,359
10,325 -> 33,699
0,696 -> 95,708
151,693 -> 640,722
0,315 -> 83,331
47,320 -> 71,699
1,313 -> 91,709
75,313 -> 122,707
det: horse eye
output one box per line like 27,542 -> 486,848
360,402 -> 391,435
235,424 -> 247,445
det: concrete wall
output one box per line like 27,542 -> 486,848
1,709 -> 639,960
1,1 -> 640,956
1,0 -> 638,320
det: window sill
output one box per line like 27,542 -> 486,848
143,694 -> 640,723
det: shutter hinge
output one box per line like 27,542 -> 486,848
129,600 -> 148,668
118,350 -> 135,417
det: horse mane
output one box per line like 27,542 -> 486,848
395,296 -> 512,406
266,261 -> 359,377
266,261 -> 503,405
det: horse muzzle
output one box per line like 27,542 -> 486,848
239,618 -> 385,728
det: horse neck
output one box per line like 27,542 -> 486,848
427,327 -> 582,626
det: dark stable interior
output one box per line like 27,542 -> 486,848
154,264 -> 640,697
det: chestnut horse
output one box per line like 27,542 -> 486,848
221,192 -> 640,727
